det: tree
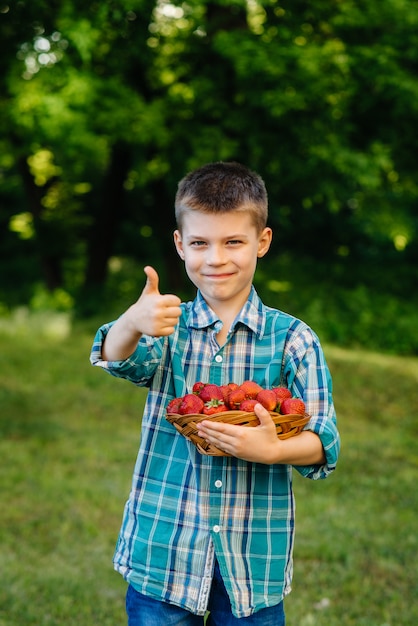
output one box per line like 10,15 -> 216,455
0,0 -> 417,312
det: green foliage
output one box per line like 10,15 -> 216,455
0,0 -> 417,350
255,257 -> 418,355
0,324 -> 417,625
30,284 -> 75,312
303,286 -> 418,355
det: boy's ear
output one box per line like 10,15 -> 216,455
257,227 -> 273,258
173,230 -> 185,260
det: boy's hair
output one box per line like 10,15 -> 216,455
175,162 -> 268,232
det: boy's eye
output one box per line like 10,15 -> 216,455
188,239 -> 244,247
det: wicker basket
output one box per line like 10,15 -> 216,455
166,410 -> 310,456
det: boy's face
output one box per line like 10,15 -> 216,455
174,210 -> 272,315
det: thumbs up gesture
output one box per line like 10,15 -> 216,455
135,266 -> 182,337
101,266 -> 182,362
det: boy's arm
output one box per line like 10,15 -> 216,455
102,266 -> 182,361
197,403 -> 326,465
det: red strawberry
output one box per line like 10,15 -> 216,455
199,384 -> 224,403
220,383 -> 239,403
256,389 -> 278,411
179,394 -> 205,415
219,385 -> 230,403
280,397 -> 306,415
239,380 -> 263,399
192,381 -> 206,394
227,387 -> 246,409
203,400 -> 226,416
239,399 -> 259,412
166,397 -> 183,415
272,387 -> 292,404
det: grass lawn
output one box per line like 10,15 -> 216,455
0,316 -> 417,625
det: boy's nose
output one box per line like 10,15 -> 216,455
206,245 -> 226,265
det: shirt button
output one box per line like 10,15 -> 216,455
215,355 -> 223,363
213,525 -> 221,533
215,480 -> 222,488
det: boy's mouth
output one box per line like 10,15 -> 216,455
205,273 -> 234,279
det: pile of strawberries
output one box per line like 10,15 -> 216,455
166,381 -> 306,417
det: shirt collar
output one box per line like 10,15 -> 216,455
187,286 -> 266,339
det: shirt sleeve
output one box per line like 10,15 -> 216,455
89,321 -> 163,386
283,321 -> 341,480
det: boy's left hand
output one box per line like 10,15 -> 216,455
197,403 -> 282,464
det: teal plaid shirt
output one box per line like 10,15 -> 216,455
90,287 -> 340,618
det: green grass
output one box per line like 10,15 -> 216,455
1,317 -> 417,625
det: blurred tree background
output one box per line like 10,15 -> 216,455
1,0 -> 417,353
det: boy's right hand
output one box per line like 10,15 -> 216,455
132,266 -> 182,337
101,266 -> 182,361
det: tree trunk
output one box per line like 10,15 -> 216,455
17,155 -> 63,291
83,141 -> 132,288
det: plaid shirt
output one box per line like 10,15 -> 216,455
90,287 -> 340,618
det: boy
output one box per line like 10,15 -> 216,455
90,162 -> 340,625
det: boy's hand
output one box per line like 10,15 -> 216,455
101,266 -> 182,361
197,403 -> 325,466
133,266 -> 182,337
197,404 -> 280,464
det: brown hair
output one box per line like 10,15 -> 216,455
175,162 -> 268,232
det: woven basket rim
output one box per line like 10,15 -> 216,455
166,410 -> 310,456
166,409 -> 309,421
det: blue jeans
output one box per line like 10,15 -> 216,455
126,561 -> 285,625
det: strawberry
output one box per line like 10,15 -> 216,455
227,387 -> 246,409
280,397 -> 306,415
220,383 -> 239,403
272,387 -> 292,405
192,381 -> 206,394
239,380 -> 263,399
203,400 -> 226,416
256,389 -> 278,411
199,384 -> 224,403
239,399 -> 259,412
179,394 -> 205,415
166,397 -> 183,415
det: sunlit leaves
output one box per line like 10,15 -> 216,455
17,31 -> 68,79
9,212 -> 35,240
27,149 -> 62,186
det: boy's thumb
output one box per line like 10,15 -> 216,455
255,403 -> 274,427
143,266 -> 160,295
